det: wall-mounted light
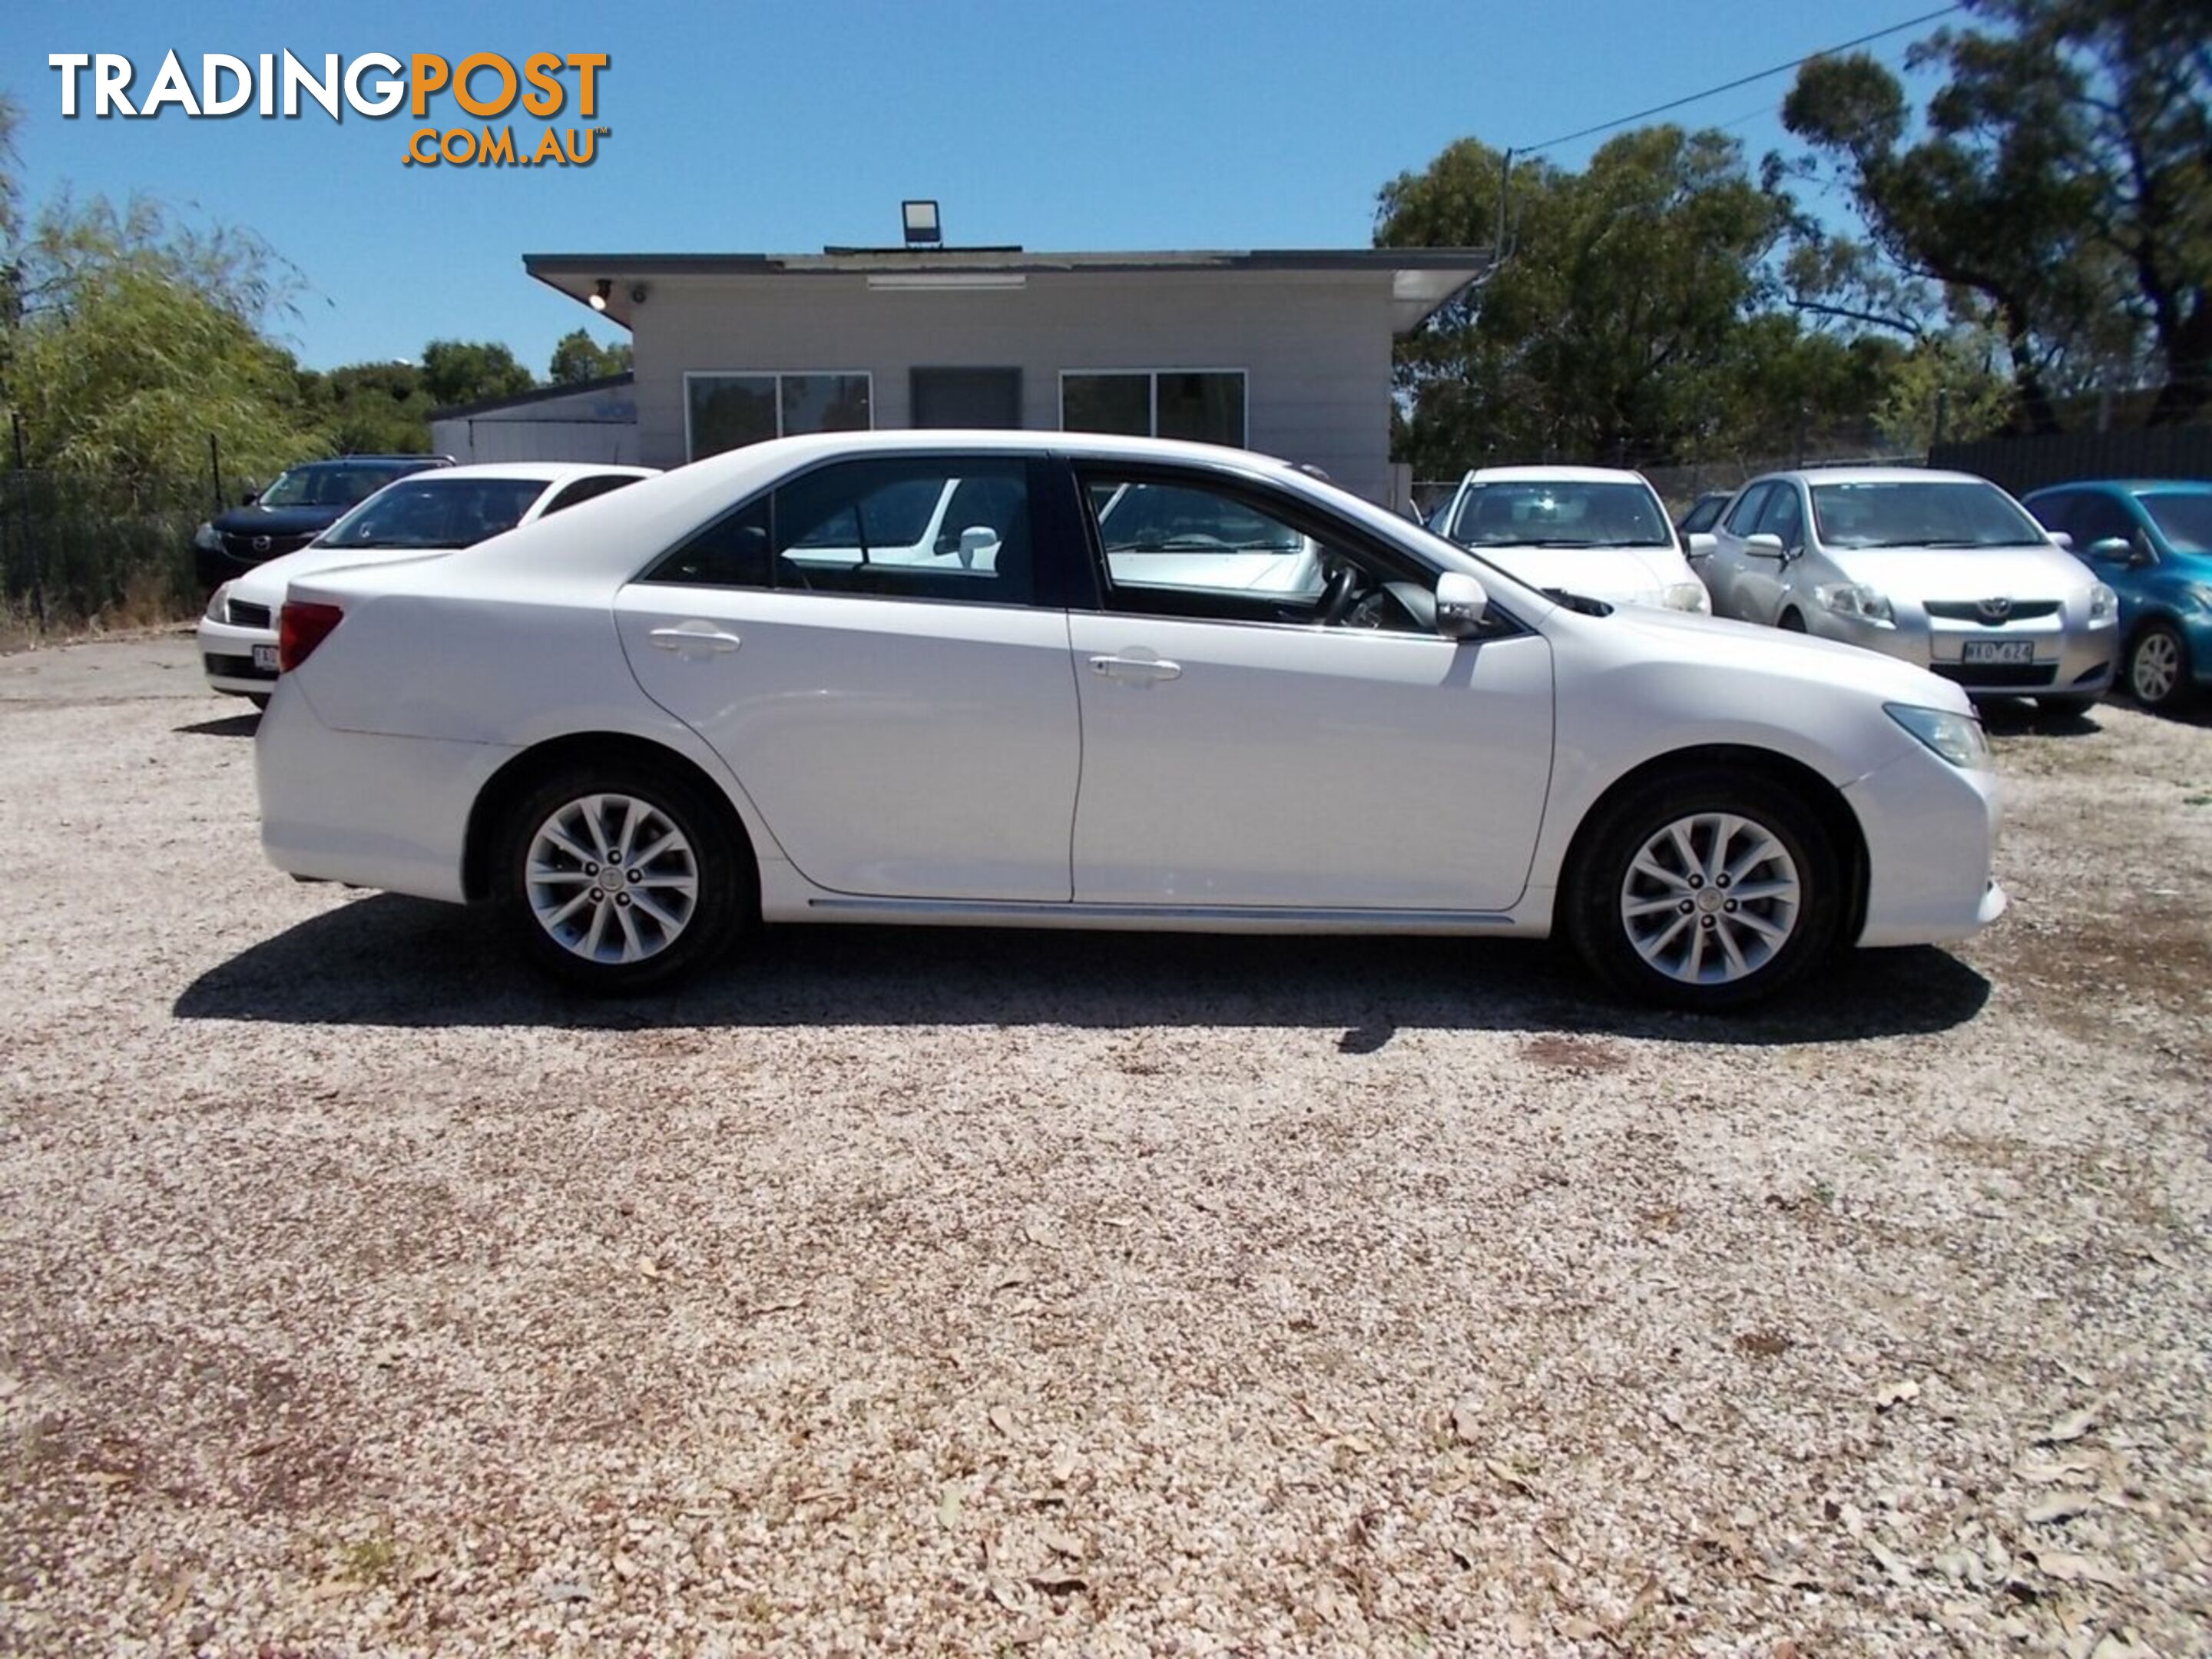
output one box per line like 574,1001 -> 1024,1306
588,278 -> 612,312
901,200 -> 942,246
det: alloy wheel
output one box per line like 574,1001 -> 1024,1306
2131,630 -> 2181,704
525,793 -> 700,965
1619,812 -> 1802,986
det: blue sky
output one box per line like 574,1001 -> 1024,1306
7,0 -> 1931,373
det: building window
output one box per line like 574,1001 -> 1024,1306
685,372 -> 873,460
1060,370 -> 1246,446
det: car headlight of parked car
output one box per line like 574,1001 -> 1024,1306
1886,703 -> 1991,769
1661,581 -> 1710,613
2087,581 -> 2119,624
1816,582 -> 1894,625
204,581 -> 230,621
2187,583 -> 2212,612
194,522 -> 222,551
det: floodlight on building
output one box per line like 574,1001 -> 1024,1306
901,200 -> 942,246
588,278 -> 612,312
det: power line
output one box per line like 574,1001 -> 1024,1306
1517,3 -> 1963,156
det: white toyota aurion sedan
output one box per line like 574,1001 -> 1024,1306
200,462 -> 656,704
256,432 -> 2006,1010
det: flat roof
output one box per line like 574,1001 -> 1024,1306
524,248 -> 1493,334
427,373 -> 634,422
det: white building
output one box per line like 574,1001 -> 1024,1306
429,374 -> 640,465
520,243 -> 1489,505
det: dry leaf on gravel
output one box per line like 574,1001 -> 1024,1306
1874,1379 -> 1921,1412
1450,1396 -> 1484,1442
2039,1407 -> 2099,1444
2027,1493 -> 2095,1525
1023,1221 -> 1064,1250
988,1405 -> 1016,1437
2027,1549 -> 2126,1588
1865,1538 -> 1917,1588
2019,1455 -> 2104,1484
1485,1457 -> 1539,1497
1037,1526 -> 1085,1559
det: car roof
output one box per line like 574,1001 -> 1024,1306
1766,466 -> 1988,487
1463,465 -> 1652,485
392,462 -> 658,484
2025,478 -> 2212,497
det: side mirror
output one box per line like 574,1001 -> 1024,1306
240,490 -> 260,507
2085,535 -> 2145,567
956,525 -> 999,568
1684,531 -> 1717,559
1434,571 -> 1490,638
1743,531 -> 1786,560
2045,529 -> 2074,551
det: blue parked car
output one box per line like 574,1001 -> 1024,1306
2023,479 -> 2212,710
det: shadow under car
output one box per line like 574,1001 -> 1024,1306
174,894 -> 1991,1047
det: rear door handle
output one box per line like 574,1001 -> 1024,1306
1089,654 -> 1182,683
650,624 -> 742,654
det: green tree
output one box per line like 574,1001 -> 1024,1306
1377,127 -> 1878,475
548,327 -> 631,384
418,338 -> 535,409
5,192 -> 325,488
299,360 -> 436,455
1778,0 -> 2210,426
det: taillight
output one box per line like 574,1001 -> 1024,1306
278,601 -> 344,671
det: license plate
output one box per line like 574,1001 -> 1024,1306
251,644 -> 280,672
1962,638 -> 2035,666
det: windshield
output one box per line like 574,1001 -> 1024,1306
1810,481 -> 2046,548
257,463 -> 417,510
2141,492 -> 2212,555
1450,481 -> 1672,548
316,477 -> 546,549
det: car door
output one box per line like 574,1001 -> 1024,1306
1064,463 -> 1554,912
1734,481 -> 1808,624
1702,482 -> 1775,620
614,453 -> 1081,902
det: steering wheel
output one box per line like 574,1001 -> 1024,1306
1316,560 -> 1363,625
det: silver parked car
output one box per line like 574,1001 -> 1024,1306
1699,467 -> 2119,712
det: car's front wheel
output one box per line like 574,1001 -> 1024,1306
1566,770 -> 1843,1011
497,763 -> 750,992
2127,621 -> 2191,710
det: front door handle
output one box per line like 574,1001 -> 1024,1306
650,624 -> 742,654
1089,654 -> 1182,683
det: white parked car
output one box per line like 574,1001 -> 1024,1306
199,462 -> 657,704
1699,467 -> 2118,713
256,431 -> 2006,1010
1429,465 -> 1711,613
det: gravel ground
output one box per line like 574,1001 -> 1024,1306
2,633 -> 2208,1657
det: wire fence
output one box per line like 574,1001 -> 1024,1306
1,469 -> 213,636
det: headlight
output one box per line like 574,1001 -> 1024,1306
194,522 -> 222,551
2087,582 -> 2118,624
2187,584 -> 2212,611
1816,582 -> 1893,624
1887,703 -> 1990,770
204,581 -> 230,621
1661,581 -> 1710,612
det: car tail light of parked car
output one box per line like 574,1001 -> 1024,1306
277,601 -> 344,672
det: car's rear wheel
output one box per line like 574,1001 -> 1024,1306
497,763 -> 748,992
2127,621 -> 2190,710
1567,770 -> 1842,1011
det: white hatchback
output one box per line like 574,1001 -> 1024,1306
255,431 -> 2006,1010
1430,465 -> 1711,613
198,462 -> 656,704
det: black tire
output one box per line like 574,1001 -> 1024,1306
247,694 -> 271,711
495,760 -> 751,994
2126,621 -> 2192,710
1777,610 -> 1807,633
1565,768 -> 1843,1012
